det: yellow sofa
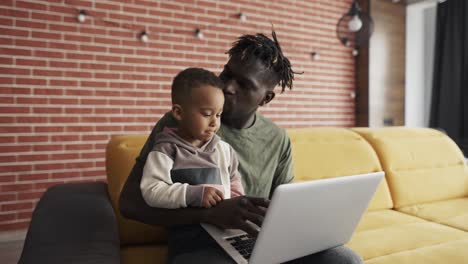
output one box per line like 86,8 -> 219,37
106,127 -> 468,263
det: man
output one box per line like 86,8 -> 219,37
119,30 -> 363,263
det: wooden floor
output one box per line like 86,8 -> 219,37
0,239 -> 23,264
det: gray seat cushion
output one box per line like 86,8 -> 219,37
19,182 -> 120,264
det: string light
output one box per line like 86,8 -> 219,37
70,5 -> 324,61
67,4 -> 342,64
195,28 -> 204,40
343,38 -> 351,47
310,52 -> 320,60
70,6 -> 323,62
77,10 -> 86,23
70,1 -> 249,43
140,30 -> 149,43
239,12 -> 247,22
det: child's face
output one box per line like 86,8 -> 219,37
178,85 -> 224,145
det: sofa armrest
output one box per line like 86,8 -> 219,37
19,182 -> 120,264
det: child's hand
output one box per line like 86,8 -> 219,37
202,186 -> 224,208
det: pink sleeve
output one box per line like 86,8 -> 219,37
229,146 -> 245,197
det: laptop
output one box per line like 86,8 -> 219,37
201,171 -> 384,264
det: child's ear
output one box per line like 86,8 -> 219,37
172,104 -> 183,121
260,91 -> 275,106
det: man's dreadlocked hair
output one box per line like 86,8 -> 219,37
227,29 -> 299,93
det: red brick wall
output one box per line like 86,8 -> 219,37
0,0 -> 355,232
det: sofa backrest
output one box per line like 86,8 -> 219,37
105,128 -> 396,245
106,135 -> 167,245
353,127 -> 468,208
288,128 -> 393,211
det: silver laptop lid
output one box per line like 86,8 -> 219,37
249,172 -> 384,264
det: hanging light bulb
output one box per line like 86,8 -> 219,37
195,28 -> 204,40
239,12 -> 247,22
310,52 -> 320,60
336,0 -> 374,48
140,30 -> 149,43
343,38 -> 351,47
77,10 -> 86,23
348,15 -> 362,32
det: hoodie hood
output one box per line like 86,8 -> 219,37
154,127 -> 220,154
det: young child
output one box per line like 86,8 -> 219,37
140,67 -> 244,209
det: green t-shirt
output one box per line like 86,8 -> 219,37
138,112 -> 294,198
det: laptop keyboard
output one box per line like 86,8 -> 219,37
226,233 -> 256,260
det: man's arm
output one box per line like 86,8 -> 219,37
120,163 -> 268,235
269,130 -> 294,198
120,161 -> 210,225
119,112 -> 268,235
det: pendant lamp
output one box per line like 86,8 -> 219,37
336,0 -> 374,55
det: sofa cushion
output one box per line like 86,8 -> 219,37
398,197 -> 468,232
288,128 -> 393,210
19,183 -> 121,264
364,239 -> 468,264
347,209 -> 468,261
106,135 -> 168,245
354,209 -> 425,233
352,127 -> 468,208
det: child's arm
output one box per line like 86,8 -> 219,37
141,149 -> 220,208
140,151 -> 188,208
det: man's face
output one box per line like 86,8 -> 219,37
179,85 -> 224,145
219,55 -> 276,122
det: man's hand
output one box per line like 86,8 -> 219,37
203,196 -> 270,236
201,186 -> 224,208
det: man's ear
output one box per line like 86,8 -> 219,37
260,91 -> 275,106
172,104 -> 183,121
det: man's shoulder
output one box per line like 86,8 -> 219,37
256,113 -> 288,138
